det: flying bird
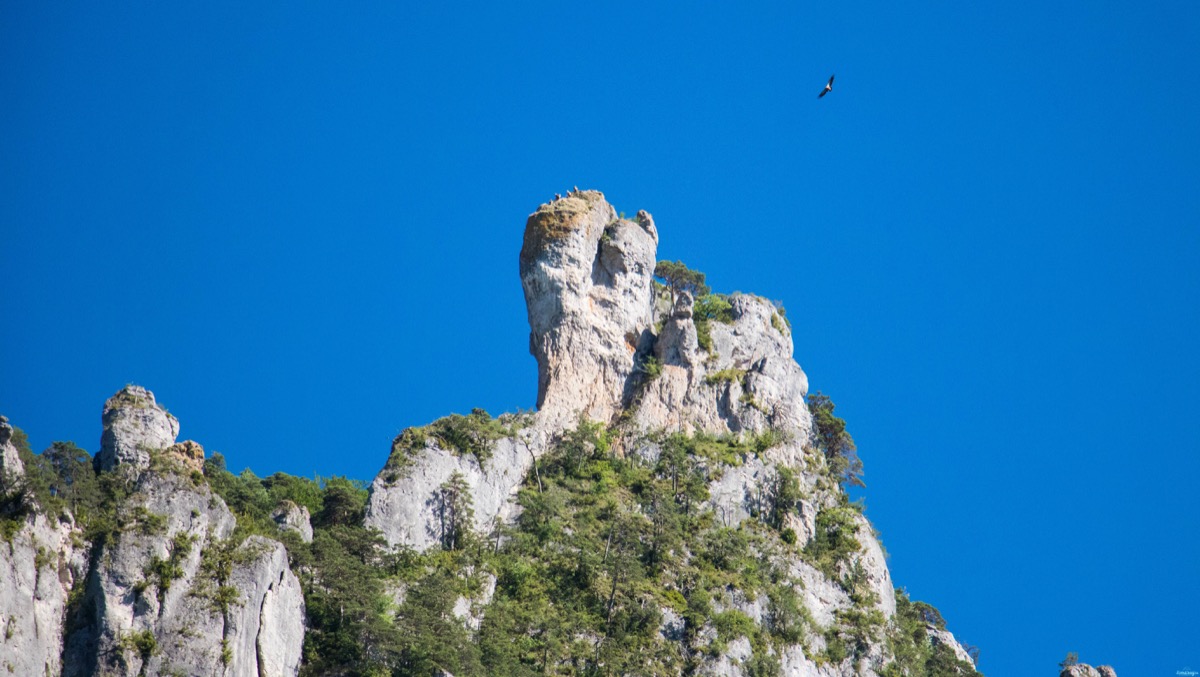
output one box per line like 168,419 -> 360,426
818,74 -> 834,98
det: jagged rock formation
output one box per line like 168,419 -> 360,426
519,191 -> 659,428
2,388 -> 304,677
273,500 -> 314,543
1062,663 -> 1118,677
95,385 -> 179,472
638,291 -> 810,436
4,189 -> 990,676
0,416 -> 87,677
365,190 -> 978,676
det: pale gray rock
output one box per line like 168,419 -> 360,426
636,293 -> 812,438
520,190 -> 659,430
853,513 -> 896,620
95,385 -> 180,472
366,435 -> 536,550
0,415 -> 24,483
62,467 -> 236,677
1062,663 -> 1118,677
273,500 -> 314,543
928,625 -> 977,667
224,536 -> 305,677
63,386 -> 304,677
360,191 -> 975,674
658,605 -> 685,642
64,469 -> 304,677
779,644 -> 845,677
0,427 -> 86,677
698,635 -> 754,676
452,572 -> 496,631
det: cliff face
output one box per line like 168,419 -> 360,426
1,391 -> 304,677
0,417 -> 86,677
2,189 -> 992,676
364,190 -> 979,676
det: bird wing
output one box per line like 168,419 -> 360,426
828,74 -> 835,85
818,88 -> 827,98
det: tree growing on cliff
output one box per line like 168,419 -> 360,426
807,392 -> 865,488
654,260 -> 710,305
435,471 -> 476,551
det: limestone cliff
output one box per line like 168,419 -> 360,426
2,389 -> 304,677
0,416 -> 86,677
364,190 -> 981,676
1062,663 -> 1118,677
3,189 -> 991,676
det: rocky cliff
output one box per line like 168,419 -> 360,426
363,190 -> 980,676
3,189 -> 991,676
2,390 -> 304,677
1061,663 -> 1118,677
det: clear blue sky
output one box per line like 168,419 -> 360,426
3,3 -> 1197,674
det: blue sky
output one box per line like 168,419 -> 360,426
3,2 -> 1198,674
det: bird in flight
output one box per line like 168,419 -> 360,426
818,74 -> 835,98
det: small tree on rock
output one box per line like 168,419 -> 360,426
654,260 -> 710,305
435,472 -> 475,551
807,392 -> 865,488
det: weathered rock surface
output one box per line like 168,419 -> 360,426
95,385 -> 180,472
0,417 -> 87,677
166,439 -> 206,473
57,387 -> 305,677
1062,663 -> 1118,677
62,470 -> 212,675
366,435 -> 536,550
520,191 -> 659,429
361,190 -> 979,675
273,500 -> 314,543
637,291 -> 811,438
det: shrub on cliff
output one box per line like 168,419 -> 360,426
807,392 -> 865,488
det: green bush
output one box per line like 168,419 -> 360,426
807,392 -> 865,488
803,505 -> 862,580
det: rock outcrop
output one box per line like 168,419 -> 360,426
95,385 -> 179,472
272,500 -> 314,543
1062,663 -> 1118,677
5,189 -> 985,676
520,191 -> 659,429
367,434 -> 536,551
0,416 -> 87,677
364,190 -> 978,676
62,387 -> 306,677
0,388 -> 309,677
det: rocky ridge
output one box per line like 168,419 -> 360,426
1062,663 -> 1118,677
363,190 -> 978,676
3,189 -> 990,676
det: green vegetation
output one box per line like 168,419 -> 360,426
638,354 -> 663,381
141,531 -> 197,606
807,392 -> 865,488
654,260 -> 710,305
384,409 -> 528,480
881,589 -> 983,676
693,293 -> 735,353
118,628 -> 158,662
4,396 -> 981,676
651,260 -> 740,354
802,504 -> 862,582
704,367 -> 746,386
